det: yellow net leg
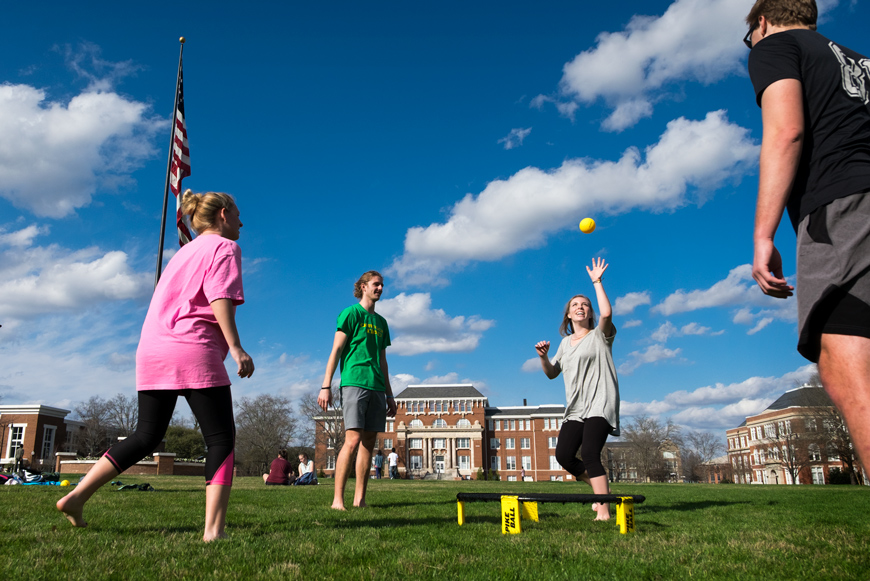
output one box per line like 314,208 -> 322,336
501,495 -> 521,534
457,501 -> 465,526
617,497 -> 635,534
521,501 -> 539,522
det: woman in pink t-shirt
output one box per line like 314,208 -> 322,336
57,190 -> 255,542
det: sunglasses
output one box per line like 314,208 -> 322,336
744,26 -> 757,49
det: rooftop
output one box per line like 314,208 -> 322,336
394,384 -> 487,400
763,386 -> 832,412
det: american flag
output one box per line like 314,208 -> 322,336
169,61 -> 192,246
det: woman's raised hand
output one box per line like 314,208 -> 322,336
586,257 -> 608,282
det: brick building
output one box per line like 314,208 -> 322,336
725,386 -> 865,485
0,404 -> 75,470
315,383 -> 602,481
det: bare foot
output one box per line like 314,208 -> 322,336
330,501 -> 347,511
593,503 -> 611,521
57,494 -> 87,528
203,531 -> 228,542
353,500 -> 369,508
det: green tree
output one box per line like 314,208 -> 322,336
164,425 -> 206,459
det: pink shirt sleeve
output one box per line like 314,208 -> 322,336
204,246 -> 244,305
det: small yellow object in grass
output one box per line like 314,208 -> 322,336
579,218 -> 596,234
60,480 -> 70,487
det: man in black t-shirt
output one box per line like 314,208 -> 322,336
746,0 -> 870,472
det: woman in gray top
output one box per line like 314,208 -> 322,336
534,258 -> 619,521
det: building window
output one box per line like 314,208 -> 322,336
327,437 -> 336,449
544,418 -> 550,430
525,419 -> 531,430
506,456 -> 517,470
386,421 -> 394,432
808,444 -> 821,462
8,425 -> 24,457
327,456 -> 336,470
549,455 -> 560,470
458,455 -> 470,470
550,475 -> 563,481
41,425 -> 56,460
505,438 -> 515,450
495,420 -> 501,431
520,438 -> 530,449
490,438 -> 500,449
827,444 -> 839,462
457,438 -> 470,449
491,457 -> 500,471
410,419 -> 424,428
384,438 -> 393,450
811,466 -> 825,485
433,438 -> 446,449
410,455 -> 423,470
409,438 -> 423,450
548,437 -> 557,449
522,456 -> 532,470
457,419 -> 471,428
433,419 -> 447,428
507,475 -> 517,481
509,420 -> 515,431
488,420 -> 494,431
805,418 -> 817,432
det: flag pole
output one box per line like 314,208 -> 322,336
154,37 -> 186,289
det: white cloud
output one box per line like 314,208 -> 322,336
622,319 -> 643,328
0,226 -> 151,322
619,364 -> 816,430
649,320 -> 717,342
521,357 -> 542,373
613,291 -> 651,315
389,111 -> 757,287
375,293 -> 496,356
552,0 -> 838,131
0,82 -> 163,217
747,317 -> 774,335
498,127 -> 532,150
618,343 -> 681,375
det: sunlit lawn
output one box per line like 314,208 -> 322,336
2,476 -> 868,580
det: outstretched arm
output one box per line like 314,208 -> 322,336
211,298 -> 254,378
318,331 -> 347,410
534,341 -> 561,379
586,258 -> 614,336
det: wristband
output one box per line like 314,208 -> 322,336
592,279 -> 602,284
320,386 -> 331,390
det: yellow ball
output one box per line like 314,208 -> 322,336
60,480 -> 70,487
579,218 -> 596,234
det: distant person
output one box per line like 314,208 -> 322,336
745,0 -> 870,468
388,447 -> 399,480
13,446 -> 25,472
534,258 -> 619,521
294,453 -> 317,485
373,450 -> 385,479
57,190 -> 254,542
318,271 -> 397,509
263,450 -> 295,485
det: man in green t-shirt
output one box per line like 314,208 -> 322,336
318,270 -> 396,509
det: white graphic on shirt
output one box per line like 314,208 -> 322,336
830,42 -> 870,105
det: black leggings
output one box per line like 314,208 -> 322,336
555,417 -> 611,479
104,386 -> 235,486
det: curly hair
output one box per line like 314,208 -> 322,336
745,0 -> 817,30
353,270 -> 383,299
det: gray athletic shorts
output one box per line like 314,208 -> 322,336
796,190 -> 870,362
341,386 -> 387,432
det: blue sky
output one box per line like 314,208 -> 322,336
1,0 -> 864,441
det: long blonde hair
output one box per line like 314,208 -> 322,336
180,189 -> 236,235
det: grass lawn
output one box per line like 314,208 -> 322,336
2,476 -> 868,580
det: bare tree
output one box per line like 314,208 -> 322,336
808,407 -> 863,485
298,393 -> 345,469
235,394 -> 298,477
621,415 -> 682,482
105,393 -> 139,437
73,396 -> 112,457
683,431 -> 725,482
